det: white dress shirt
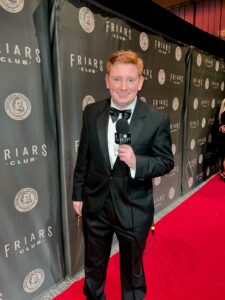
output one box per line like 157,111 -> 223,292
107,97 -> 137,177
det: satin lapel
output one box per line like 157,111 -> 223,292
97,100 -> 111,175
130,99 -> 146,146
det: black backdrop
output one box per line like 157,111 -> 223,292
0,0 -> 224,299
0,1 -> 64,300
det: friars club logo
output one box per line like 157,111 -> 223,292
153,176 -> 161,186
175,46 -> 182,61
2,144 -> 48,166
154,39 -> 171,55
23,269 -> 45,293
4,225 -> 53,258
196,53 -> 202,67
152,98 -> 168,110
169,187 -> 175,200
172,97 -> 179,111
79,7 -> 95,33
5,93 -> 31,120
139,32 -> 149,51
0,0 -> 24,13
14,188 -> 38,212
105,21 -> 132,41
0,42 -> 41,66
82,95 -> 95,111
158,69 -> 166,85
70,53 -> 104,73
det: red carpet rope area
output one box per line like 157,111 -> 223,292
54,174 -> 225,300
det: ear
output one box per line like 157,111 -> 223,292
138,75 -> 144,91
105,74 -> 110,89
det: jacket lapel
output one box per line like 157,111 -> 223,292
97,99 -> 111,175
130,98 -> 146,146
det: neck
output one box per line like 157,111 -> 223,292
111,97 -> 137,110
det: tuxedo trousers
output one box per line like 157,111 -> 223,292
82,196 -> 150,300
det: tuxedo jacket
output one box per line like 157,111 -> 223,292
72,97 -> 174,229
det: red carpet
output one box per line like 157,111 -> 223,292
55,174 -> 225,300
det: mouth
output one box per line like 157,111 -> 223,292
117,92 -> 129,98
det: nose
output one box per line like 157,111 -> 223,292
120,80 -> 127,90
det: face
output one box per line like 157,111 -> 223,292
105,63 -> 144,108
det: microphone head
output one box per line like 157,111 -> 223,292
115,118 -> 131,144
116,118 -> 129,134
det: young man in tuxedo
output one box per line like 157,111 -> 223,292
72,50 -> 174,300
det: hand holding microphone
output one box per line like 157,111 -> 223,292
115,118 -> 136,169
118,144 -> 136,168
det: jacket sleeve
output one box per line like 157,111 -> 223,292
72,108 -> 89,201
135,113 -> 174,178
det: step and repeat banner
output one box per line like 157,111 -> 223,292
52,0 -> 188,277
182,50 -> 225,193
142,37 -> 188,211
0,0 -> 225,299
0,1 -> 64,300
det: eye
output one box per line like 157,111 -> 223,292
128,78 -> 136,83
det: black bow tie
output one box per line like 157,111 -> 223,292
109,107 -> 132,123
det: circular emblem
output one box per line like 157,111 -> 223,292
158,69 -> 166,85
211,98 -> 215,109
198,153 -> 203,164
0,0 -> 24,13
23,269 -> 45,293
196,53 -> 202,67
140,96 -> 146,102
154,176 -> 161,186
190,138 -> 195,150
201,117 -> 206,128
175,46 -> 182,61
169,187 -> 175,200
221,81 -> 224,91
14,188 -> 38,212
5,93 -> 31,120
79,7 -> 95,33
82,95 -> 95,111
215,60 -> 219,72
139,32 -> 149,51
172,97 -> 179,111
188,177 -> 193,188
193,97 -> 198,110
205,78 -> 209,90
172,144 -> 176,156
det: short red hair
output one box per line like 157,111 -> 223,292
106,50 -> 144,76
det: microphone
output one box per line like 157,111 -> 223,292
115,118 -> 131,144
